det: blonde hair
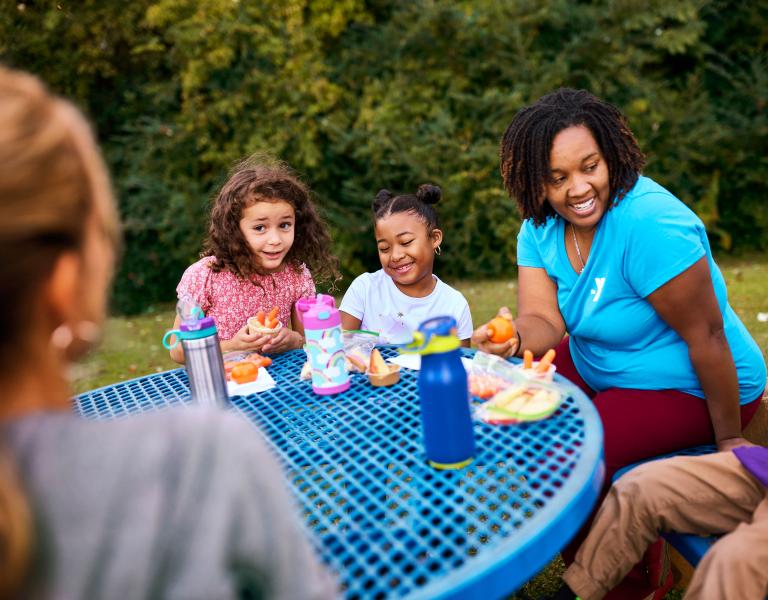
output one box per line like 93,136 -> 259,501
0,65 -> 119,594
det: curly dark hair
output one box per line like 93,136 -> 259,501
203,156 -> 340,285
500,88 -> 646,225
372,183 -> 442,233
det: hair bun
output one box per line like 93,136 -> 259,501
372,188 -> 394,212
416,184 -> 441,205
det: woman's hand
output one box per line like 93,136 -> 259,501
260,327 -> 304,354
471,307 -> 520,358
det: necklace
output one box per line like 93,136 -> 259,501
570,223 -> 586,273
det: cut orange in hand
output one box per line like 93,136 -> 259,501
486,316 -> 515,344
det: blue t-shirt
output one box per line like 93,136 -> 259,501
517,175 -> 766,404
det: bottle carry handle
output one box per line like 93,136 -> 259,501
162,330 -> 181,350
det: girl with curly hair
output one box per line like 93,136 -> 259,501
170,157 -> 340,361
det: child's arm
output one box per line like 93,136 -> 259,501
341,311 -> 362,331
168,315 -> 186,364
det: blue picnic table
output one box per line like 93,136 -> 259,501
76,347 -> 604,599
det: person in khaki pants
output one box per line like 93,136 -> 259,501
550,447 -> 768,600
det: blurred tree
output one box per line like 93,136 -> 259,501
1,0 -> 765,312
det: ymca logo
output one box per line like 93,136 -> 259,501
589,277 -> 606,302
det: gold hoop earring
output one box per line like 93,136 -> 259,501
435,245 -> 442,256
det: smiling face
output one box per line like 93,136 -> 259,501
239,199 -> 295,273
375,211 -> 442,297
544,125 -> 611,232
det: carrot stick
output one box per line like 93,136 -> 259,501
523,349 -> 534,370
536,348 -> 556,373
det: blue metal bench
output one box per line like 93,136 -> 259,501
612,444 -> 717,567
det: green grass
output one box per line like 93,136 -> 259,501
73,256 -> 768,394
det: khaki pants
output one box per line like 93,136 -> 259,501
563,451 -> 768,600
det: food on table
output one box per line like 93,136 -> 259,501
368,348 -> 388,374
516,348 -> 556,382
368,348 -> 400,386
478,383 -> 562,424
523,349 -> 534,370
536,348 -> 556,373
345,348 -> 368,373
230,361 -> 259,384
468,373 -> 510,399
486,316 -> 515,344
225,354 -> 272,383
247,306 -> 282,334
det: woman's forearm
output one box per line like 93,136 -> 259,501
514,314 -> 566,357
688,330 -> 742,444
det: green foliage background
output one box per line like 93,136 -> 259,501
2,0 -> 766,313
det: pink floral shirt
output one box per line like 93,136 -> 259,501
176,256 -> 316,340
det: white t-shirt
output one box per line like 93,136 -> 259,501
340,269 -> 473,343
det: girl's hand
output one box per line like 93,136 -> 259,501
261,327 -> 304,354
471,307 -> 520,358
223,324 -> 268,353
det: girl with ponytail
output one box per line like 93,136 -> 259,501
340,184 -> 473,344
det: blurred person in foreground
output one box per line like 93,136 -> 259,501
0,66 -> 336,599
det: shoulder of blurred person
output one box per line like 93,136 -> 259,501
3,406 -> 337,599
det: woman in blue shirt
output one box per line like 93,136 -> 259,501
473,88 -> 766,599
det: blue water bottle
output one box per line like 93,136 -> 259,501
402,316 -> 475,470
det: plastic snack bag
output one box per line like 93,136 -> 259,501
298,329 -> 381,380
468,351 -> 526,399
343,330 -> 381,373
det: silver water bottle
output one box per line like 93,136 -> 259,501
163,314 -> 229,408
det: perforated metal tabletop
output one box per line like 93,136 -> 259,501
76,348 -> 604,600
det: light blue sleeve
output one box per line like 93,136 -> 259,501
516,219 -> 544,268
339,273 -> 369,320
623,193 -> 706,298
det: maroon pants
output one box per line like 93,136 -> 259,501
553,337 -> 762,599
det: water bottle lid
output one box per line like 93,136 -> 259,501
179,316 -> 216,332
400,316 -> 461,355
419,316 -> 457,337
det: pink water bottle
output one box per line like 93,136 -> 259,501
296,294 -> 350,395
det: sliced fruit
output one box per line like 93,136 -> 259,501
369,348 -> 388,374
